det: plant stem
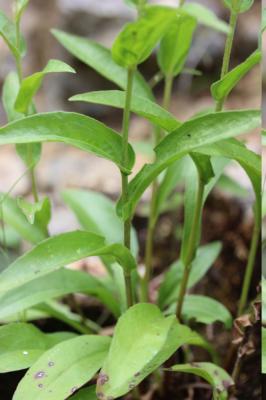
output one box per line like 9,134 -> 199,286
179,0 -> 186,6
176,175 -> 204,320
121,68 -> 135,308
141,75 -> 174,301
15,16 -> 40,203
137,0 -> 146,17
237,202 -> 261,316
215,11 -> 238,112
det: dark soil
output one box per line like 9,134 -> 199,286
0,191 -> 261,399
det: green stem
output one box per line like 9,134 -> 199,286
14,15 -> 40,203
137,0 -> 147,17
237,202 -> 261,316
176,175 -> 204,320
141,75 -> 174,302
215,11 -> 238,112
121,68 -> 135,308
179,0 -> 186,6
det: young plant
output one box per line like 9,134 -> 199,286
0,1 -> 261,399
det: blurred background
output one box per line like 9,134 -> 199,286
0,0 -> 261,236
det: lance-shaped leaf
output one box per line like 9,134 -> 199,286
167,295 -> 232,328
211,50 -> 261,101
52,29 -> 153,100
96,303 -> 200,399
0,11 -> 25,57
223,0 -> 254,13
17,196 -> 51,234
117,110 -> 260,220
158,13 -> 197,77
0,193 -> 47,244
0,268 -> 120,320
15,59 -> 76,114
0,112 -> 135,173
2,72 -> 23,122
71,386 -> 97,400
0,323 -> 75,373
112,6 -> 177,68
13,335 -> 111,400
158,242 -> 222,309
70,91 -> 181,132
167,362 -> 234,400
15,0 -> 30,22
183,3 -> 229,33
0,231 -> 136,294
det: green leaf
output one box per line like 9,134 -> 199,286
17,196 -> 51,228
0,268 -> 120,320
96,303 -> 199,399
2,72 -> 23,122
13,335 -> 111,400
0,11 -> 24,57
183,3 -> 229,33
15,0 -> 30,22
262,7 -> 266,33
158,13 -> 197,77
168,362 -> 234,399
0,193 -> 47,244
112,6 -> 177,68
0,323 -> 75,373
223,0 -> 254,13
16,143 -> 42,168
62,189 -> 138,257
0,112 -> 135,174
158,242 -> 222,309
167,295 -> 232,328
0,231 -> 136,293
51,29 -> 153,100
69,91 -> 181,132
70,386 -> 97,400
15,59 -> 75,114
211,50 -> 261,101
262,328 -> 266,373
117,110 -> 260,220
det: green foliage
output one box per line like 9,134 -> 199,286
15,59 -> 75,114
183,3 -> 229,33
223,0 -> 254,13
211,50 -> 261,101
168,362 -> 234,399
52,29 -> 153,99
15,0 -> 30,23
2,71 -> 23,122
13,335 -> 111,400
96,303 -> 199,399
158,12 -> 197,77
112,6 -> 177,68
0,323 -> 76,373
70,90 -> 181,132
71,386 -> 97,400
117,110 -> 260,220
0,112 -> 135,173
0,10 -> 25,57
0,231 -> 136,294
17,196 -> 51,235
263,328 -> 266,373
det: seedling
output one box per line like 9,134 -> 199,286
0,0 -> 261,399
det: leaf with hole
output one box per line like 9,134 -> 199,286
211,50 -> 261,101
158,12 -> 197,77
167,362 -> 234,399
112,5 -> 177,68
0,323 -> 76,373
69,91 -> 181,132
96,303 -> 200,399
117,110 -> 260,220
0,112 -> 135,174
15,59 -> 75,114
52,29 -> 152,100
13,335 -> 111,400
